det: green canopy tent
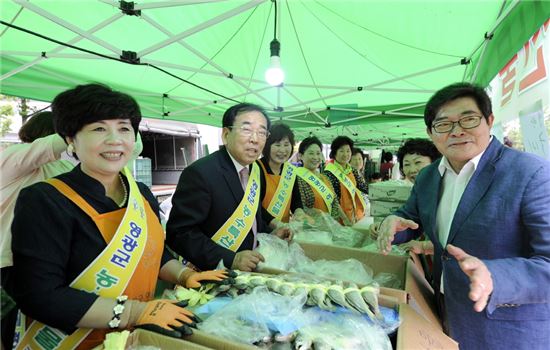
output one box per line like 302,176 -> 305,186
1,0 -> 549,147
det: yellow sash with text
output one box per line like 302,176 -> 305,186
325,163 -> 366,210
295,167 -> 335,210
211,163 -> 260,252
15,167 -> 147,350
266,162 -> 297,221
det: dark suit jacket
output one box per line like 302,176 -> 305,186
394,138 -> 550,349
166,148 -> 268,270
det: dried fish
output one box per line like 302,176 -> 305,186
294,333 -> 313,350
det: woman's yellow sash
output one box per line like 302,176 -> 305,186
14,167 -> 147,350
211,163 -> 260,252
295,167 -> 335,210
324,163 -> 366,210
265,162 -> 297,221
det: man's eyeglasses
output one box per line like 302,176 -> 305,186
229,125 -> 270,139
432,115 -> 483,133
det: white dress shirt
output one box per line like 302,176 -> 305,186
435,138 -> 491,292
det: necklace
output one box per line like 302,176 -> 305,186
118,173 -> 128,207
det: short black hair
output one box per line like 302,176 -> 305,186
298,136 -> 322,154
382,150 -> 393,163
371,172 -> 382,180
329,136 -> 354,159
222,103 -> 271,129
396,138 -> 441,173
424,82 -> 492,131
18,111 -> 55,143
262,123 -> 295,160
352,148 -> 364,159
52,83 -> 141,140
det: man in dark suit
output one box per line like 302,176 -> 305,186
377,83 -> 550,349
167,103 -> 291,271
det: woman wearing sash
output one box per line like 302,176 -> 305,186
10,84 -> 230,349
294,136 -> 340,220
258,123 -> 302,227
323,136 -> 368,226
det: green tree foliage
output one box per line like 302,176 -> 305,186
18,98 -> 36,124
0,98 -> 14,137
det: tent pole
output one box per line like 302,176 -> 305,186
463,0 -> 520,81
134,0 -> 229,11
172,86 -> 273,114
281,86 -> 326,123
364,62 -> 461,89
331,112 -> 380,125
286,88 -> 356,109
0,56 -> 44,81
138,0 -> 263,58
141,13 -> 276,108
13,0 -> 121,55
468,38 -> 490,83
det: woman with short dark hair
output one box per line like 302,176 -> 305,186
294,136 -> 339,218
11,84 -> 230,349
323,136 -> 368,225
258,123 -> 301,226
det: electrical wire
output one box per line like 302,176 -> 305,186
313,0 -> 464,59
0,20 -> 240,104
244,3 -> 272,102
0,6 -> 23,38
167,5 -> 260,93
286,0 -> 326,106
300,2 -> 425,90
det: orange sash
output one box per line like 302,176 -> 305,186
259,161 -> 291,223
47,180 -> 164,350
339,172 -> 365,223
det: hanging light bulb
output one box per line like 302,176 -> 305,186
265,39 -> 284,86
265,0 -> 284,86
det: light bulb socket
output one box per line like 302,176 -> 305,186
270,39 -> 281,57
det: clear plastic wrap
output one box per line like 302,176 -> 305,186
373,272 -> 402,289
290,208 -> 365,248
256,233 -> 374,285
362,242 -> 407,255
256,233 -> 293,270
197,287 -> 312,344
296,308 -> 393,350
291,259 -> 373,286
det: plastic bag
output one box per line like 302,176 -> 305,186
197,286 -> 312,344
291,258 -> 373,285
362,242 -> 407,255
373,272 -> 402,289
256,233 -> 292,270
290,208 -> 365,248
296,308 -> 392,350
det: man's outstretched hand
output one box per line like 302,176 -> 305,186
447,244 -> 494,312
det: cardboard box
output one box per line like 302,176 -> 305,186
369,181 -> 412,202
125,329 -> 210,349
144,244 -> 455,350
397,303 -> 458,349
294,242 -> 409,290
276,243 -> 457,348
370,200 -> 405,217
126,328 -> 257,350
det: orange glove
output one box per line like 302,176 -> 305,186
185,269 -> 236,289
134,299 -> 197,338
